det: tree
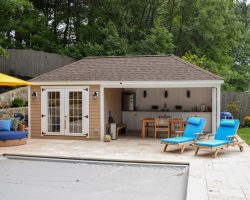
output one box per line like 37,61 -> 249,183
134,22 -> 174,55
0,0 -> 249,91
0,0 -> 33,55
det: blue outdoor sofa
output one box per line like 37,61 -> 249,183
0,119 -> 28,147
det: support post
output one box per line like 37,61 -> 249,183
100,86 -> 105,141
216,86 -> 221,129
212,87 -> 217,133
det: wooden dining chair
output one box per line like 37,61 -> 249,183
171,118 -> 184,137
141,118 -> 154,137
154,118 -> 170,139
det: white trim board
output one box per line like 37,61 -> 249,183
32,80 -> 223,88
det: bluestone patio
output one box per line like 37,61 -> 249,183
0,137 -> 250,200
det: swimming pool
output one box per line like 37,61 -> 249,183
0,154 -> 189,200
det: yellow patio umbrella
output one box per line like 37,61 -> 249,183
0,73 -> 32,86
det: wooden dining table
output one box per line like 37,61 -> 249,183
141,118 -> 187,138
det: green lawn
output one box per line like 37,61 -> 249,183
238,128 -> 250,145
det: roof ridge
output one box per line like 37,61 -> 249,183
85,54 -> 173,59
170,55 -> 223,80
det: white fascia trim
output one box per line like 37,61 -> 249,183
41,86 -> 89,89
32,80 -> 223,88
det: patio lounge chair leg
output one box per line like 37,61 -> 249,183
180,145 -> 185,154
238,144 -> 244,152
214,148 -> 221,158
195,147 -> 200,156
164,144 -> 169,152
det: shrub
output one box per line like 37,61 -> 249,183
12,97 -> 25,107
227,101 -> 240,117
244,116 -> 250,127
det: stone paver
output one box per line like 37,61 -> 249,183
0,137 -> 249,200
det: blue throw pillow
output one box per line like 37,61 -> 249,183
188,117 -> 201,126
221,120 -> 235,127
0,119 -> 11,131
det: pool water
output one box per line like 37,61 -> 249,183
0,155 -> 189,200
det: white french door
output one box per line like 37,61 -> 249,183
64,89 -> 89,136
41,87 -> 89,136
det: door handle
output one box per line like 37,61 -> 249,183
84,115 -> 89,118
41,114 -> 46,117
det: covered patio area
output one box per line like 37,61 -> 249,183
0,138 -> 250,200
103,84 -> 221,140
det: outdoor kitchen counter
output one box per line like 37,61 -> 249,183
122,111 -> 212,133
123,110 -> 211,113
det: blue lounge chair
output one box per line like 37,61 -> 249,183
161,117 -> 206,154
194,119 -> 243,158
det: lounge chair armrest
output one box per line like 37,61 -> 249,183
227,135 -> 237,146
206,133 -> 216,139
227,135 -> 237,141
194,132 -> 206,135
194,132 -> 206,140
227,135 -> 236,138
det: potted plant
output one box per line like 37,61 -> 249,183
103,134 -> 111,142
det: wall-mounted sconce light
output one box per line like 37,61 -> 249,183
92,91 -> 99,100
164,90 -> 168,98
143,90 -> 147,98
187,90 -> 191,98
32,92 -> 37,99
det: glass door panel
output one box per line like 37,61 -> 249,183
68,91 -> 83,134
48,91 -> 61,133
41,88 -> 64,135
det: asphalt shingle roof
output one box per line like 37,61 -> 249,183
30,55 -> 223,82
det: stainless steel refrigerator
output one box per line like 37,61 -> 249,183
122,92 -> 136,111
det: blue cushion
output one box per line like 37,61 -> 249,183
0,131 -> 27,140
187,117 -> 201,126
0,120 -> 11,131
215,120 -> 239,141
220,120 -> 235,127
183,118 -> 206,138
161,136 -> 194,144
195,139 -> 228,147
